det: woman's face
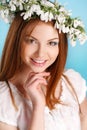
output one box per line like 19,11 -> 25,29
21,21 -> 59,73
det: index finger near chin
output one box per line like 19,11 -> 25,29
26,72 -> 36,80
25,72 -> 50,84
36,72 -> 50,77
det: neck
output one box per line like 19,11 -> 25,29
9,64 -> 31,86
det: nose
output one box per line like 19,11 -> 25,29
35,44 -> 46,58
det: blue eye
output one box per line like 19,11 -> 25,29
49,41 -> 58,46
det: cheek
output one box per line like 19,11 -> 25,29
20,43 -> 37,64
50,47 -> 59,60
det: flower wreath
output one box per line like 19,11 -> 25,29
0,0 -> 87,46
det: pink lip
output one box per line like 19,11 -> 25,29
30,58 -> 47,67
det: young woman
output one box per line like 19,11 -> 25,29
0,0 -> 87,130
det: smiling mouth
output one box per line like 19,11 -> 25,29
31,58 -> 47,67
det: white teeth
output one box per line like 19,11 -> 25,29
33,59 -> 45,63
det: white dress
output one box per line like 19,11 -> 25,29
0,69 -> 87,130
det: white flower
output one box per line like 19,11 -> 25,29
54,21 -> 59,29
61,24 -> 70,33
40,12 -> 49,22
54,21 -> 62,33
0,9 -> 10,23
59,6 -> 71,16
10,4 -> 16,11
36,10 -> 43,16
0,9 -> 14,23
30,4 -> 41,14
9,0 -> 24,11
21,5 -> 41,20
69,27 -> 76,35
21,11 -> 32,20
17,3 -> 24,10
48,12 -> 54,21
56,14 -> 66,24
41,0 -> 54,7
40,11 -> 54,22
78,33 -> 87,44
74,29 -> 80,36
74,19 -> 84,28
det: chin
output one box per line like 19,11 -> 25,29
31,68 -> 46,73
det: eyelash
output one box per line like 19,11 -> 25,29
24,37 -> 37,44
49,41 -> 58,46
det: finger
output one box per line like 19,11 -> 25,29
32,78 -> 48,86
25,72 -> 50,85
24,76 -> 47,86
28,71 -> 50,78
28,77 -> 48,88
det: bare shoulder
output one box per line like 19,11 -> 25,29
0,122 -> 17,130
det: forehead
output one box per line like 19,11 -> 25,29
26,21 -> 59,39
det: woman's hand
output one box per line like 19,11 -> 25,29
23,72 -> 50,109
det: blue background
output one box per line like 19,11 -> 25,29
0,0 -> 87,82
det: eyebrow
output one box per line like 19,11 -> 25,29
29,35 -> 59,42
